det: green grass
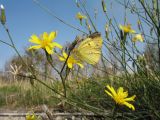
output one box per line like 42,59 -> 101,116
66,74 -> 160,119
0,72 -> 160,119
0,80 -> 59,109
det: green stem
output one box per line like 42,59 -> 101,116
33,0 -> 87,34
0,39 -> 13,47
79,0 -> 97,32
59,37 -> 80,97
45,51 -> 67,97
2,25 -> 34,73
121,33 -> 127,71
112,104 -> 118,120
139,0 -> 160,68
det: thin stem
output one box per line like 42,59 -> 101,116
3,25 -> 29,70
33,0 -> 87,34
59,37 -> 80,97
0,39 -> 13,47
79,0 -> 97,32
139,0 -> 160,33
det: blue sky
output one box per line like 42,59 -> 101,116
0,0 -> 144,70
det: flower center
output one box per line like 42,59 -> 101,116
68,56 -> 76,63
41,40 -> 48,48
115,96 -> 125,104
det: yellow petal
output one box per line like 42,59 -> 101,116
68,62 -> 73,69
49,31 -> 57,42
76,12 -> 87,19
29,35 -> 41,44
123,102 -> 135,111
59,56 -> 65,61
130,29 -> 136,34
106,85 -> 117,97
62,51 -> 68,59
31,115 -> 35,119
117,87 -> 124,94
50,42 -> 62,49
117,87 -> 128,98
77,63 -> 84,68
45,46 -> 53,54
132,34 -> 144,42
124,95 -> 136,102
42,32 -> 48,40
119,24 -> 135,33
105,90 -> 114,98
28,45 -> 42,50
26,114 -> 35,120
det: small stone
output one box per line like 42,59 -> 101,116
55,116 -> 63,120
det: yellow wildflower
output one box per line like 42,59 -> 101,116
26,113 -> 36,120
105,85 -> 136,111
59,51 -> 84,69
119,24 -> 136,33
28,31 -> 62,54
76,12 -> 87,20
132,34 -> 144,42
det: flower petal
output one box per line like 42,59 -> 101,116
45,46 -> 53,54
123,102 -> 135,111
49,31 -> 57,42
117,87 -> 128,98
132,34 -> 144,42
130,30 -> 136,33
28,45 -> 42,50
77,62 -> 84,68
42,32 -> 48,40
62,51 -> 68,59
124,95 -> 136,102
50,42 -> 62,49
59,56 -> 65,61
119,24 -> 135,33
76,12 -> 87,19
105,90 -> 114,98
106,85 -> 117,97
117,87 -> 124,94
68,62 -> 73,69
29,34 -> 41,44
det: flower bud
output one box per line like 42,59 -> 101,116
76,0 -> 80,8
85,20 -> 91,33
0,4 -> 6,25
105,24 -> 109,40
102,0 -> 107,13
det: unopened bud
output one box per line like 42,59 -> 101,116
102,0 -> 107,13
86,20 -> 91,34
105,24 -> 109,40
137,20 -> 141,30
0,4 -> 6,25
76,0 -> 80,8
